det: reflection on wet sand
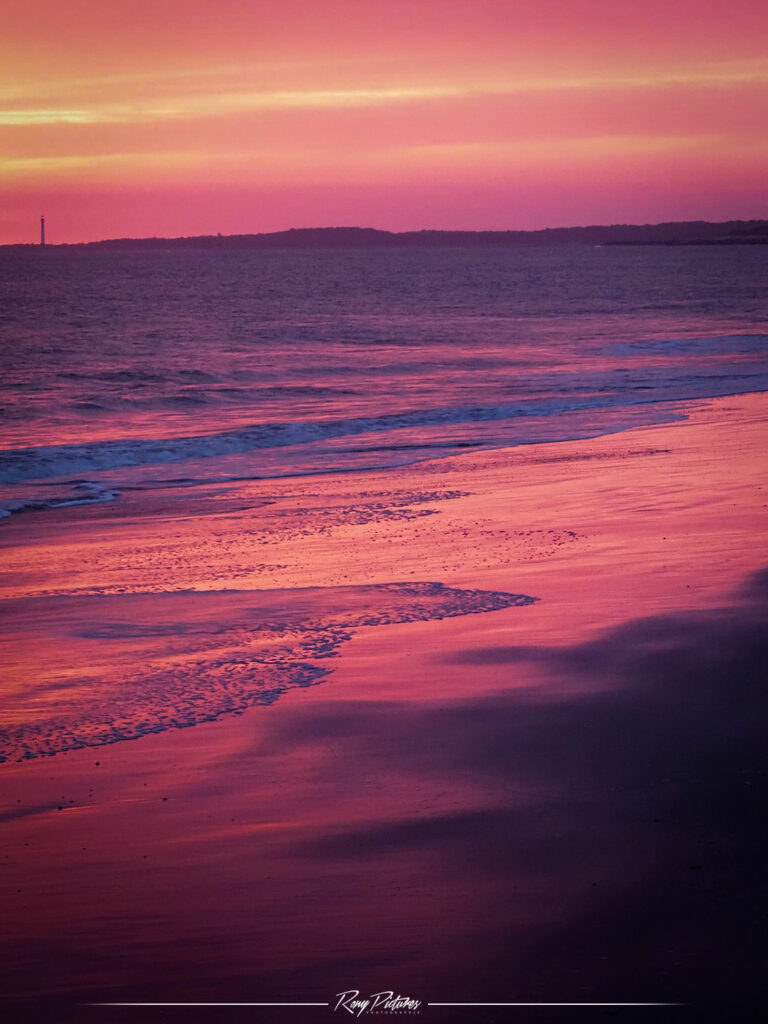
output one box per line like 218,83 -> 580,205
2,572 -> 765,1020
1,395 -> 767,1022
0,583 -> 535,762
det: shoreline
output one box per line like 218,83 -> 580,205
1,391 -> 766,1019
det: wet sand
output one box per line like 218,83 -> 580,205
1,393 -> 767,1022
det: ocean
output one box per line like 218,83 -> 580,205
2,244 -> 767,516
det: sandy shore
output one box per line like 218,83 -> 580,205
1,393 -> 766,1022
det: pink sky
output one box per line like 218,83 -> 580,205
1,0 -> 767,243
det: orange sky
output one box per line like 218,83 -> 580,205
2,0 -> 767,243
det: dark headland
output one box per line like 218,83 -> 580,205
4,219 -> 768,250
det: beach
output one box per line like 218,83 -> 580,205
4,0 -> 768,1016
2,387 -> 766,1021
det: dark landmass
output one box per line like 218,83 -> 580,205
4,219 -> 768,250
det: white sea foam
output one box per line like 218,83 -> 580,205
0,582 -> 537,762
0,481 -> 120,520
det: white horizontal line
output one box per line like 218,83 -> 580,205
92,1001 -> 682,1008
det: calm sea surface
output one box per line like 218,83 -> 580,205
1,244 -> 767,516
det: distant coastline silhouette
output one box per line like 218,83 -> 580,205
12,218 -> 768,250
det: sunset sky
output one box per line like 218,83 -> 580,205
2,0 -> 767,243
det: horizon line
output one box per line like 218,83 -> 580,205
4,216 -> 768,249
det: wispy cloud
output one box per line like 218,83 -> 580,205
7,131 -> 765,190
1,59 -> 766,128
0,87 -> 464,126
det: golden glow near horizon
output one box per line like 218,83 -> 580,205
3,58 -> 767,126
1,0 -> 767,241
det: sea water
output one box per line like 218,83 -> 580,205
1,243 -> 767,518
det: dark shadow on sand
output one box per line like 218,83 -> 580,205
3,572 -> 766,1023
263,568 -> 768,1016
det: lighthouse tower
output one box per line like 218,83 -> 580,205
40,216 -> 45,246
